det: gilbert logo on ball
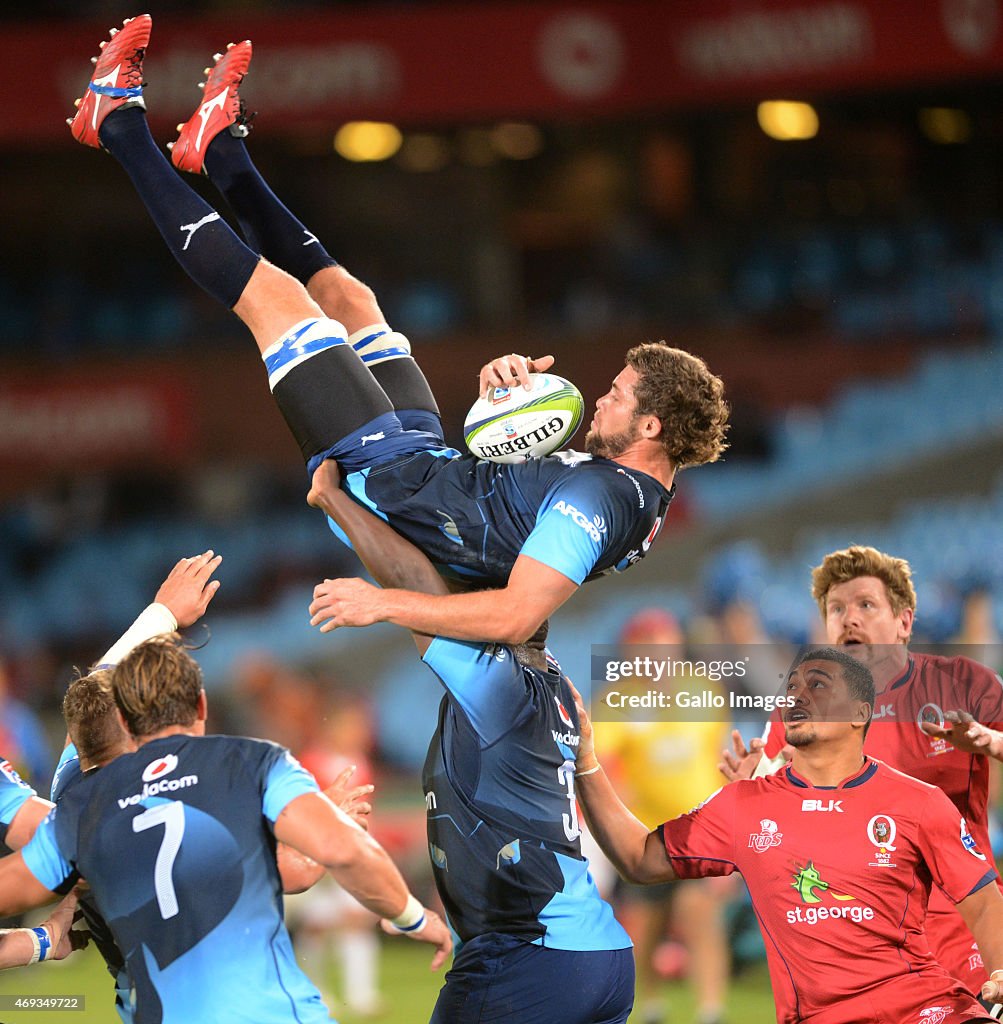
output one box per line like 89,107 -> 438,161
464,373 -> 584,463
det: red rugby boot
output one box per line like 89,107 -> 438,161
68,14 -> 151,149
169,40 -> 253,175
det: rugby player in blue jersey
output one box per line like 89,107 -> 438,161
0,647 -> 450,1023
54,669 -> 372,1024
69,18 -> 729,645
0,761 -> 84,970
308,462 -> 635,1023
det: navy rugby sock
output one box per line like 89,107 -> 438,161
98,108 -> 259,309
203,132 -> 338,286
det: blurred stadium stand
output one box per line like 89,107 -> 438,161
0,0 -> 1001,770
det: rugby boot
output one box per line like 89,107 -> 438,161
169,40 -> 253,174
68,14 -> 151,148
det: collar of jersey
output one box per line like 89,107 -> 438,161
783,756 -> 878,790
888,655 -> 916,691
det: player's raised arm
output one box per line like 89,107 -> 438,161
567,682 -> 677,885
97,551 -> 222,668
308,460 -> 448,600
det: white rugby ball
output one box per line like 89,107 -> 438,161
464,373 -> 584,464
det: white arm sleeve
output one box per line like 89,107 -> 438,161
96,603 -> 178,668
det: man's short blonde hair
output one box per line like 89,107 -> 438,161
111,634 -> 202,739
63,669 -> 126,765
811,545 -> 917,618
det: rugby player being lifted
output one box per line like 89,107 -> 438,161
69,16 -> 729,644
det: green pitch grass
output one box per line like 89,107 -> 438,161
0,941 -> 777,1023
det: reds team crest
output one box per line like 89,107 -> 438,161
748,818 -> 783,853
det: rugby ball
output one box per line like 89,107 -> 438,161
464,373 -> 584,464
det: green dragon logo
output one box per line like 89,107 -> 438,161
791,861 -> 856,904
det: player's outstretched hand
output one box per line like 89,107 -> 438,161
154,551 -> 223,628
719,730 -> 765,782
43,889 -> 89,962
479,353 -> 555,397
323,766 -> 374,831
309,578 -> 384,631
380,908 -> 452,971
920,710 -> 1000,756
307,459 -> 342,512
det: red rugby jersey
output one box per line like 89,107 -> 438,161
662,758 -> 997,1024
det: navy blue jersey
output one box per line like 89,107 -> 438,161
342,448 -> 673,586
420,637 -> 630,952
0,756 -> 35,846
23,735 -> 327,1024
51,744 -> 132,1024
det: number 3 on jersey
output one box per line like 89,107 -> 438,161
557,760 -> 581,841
133,802 -> 186,919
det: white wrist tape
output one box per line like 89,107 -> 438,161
575,763 -> 601,777
752,751 -> 787,780
389,894 -> 426,933
97,603 -> 178,668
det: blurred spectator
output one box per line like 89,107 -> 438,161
0,659 -> 52,790
593,609 -> 731,1024
289,693 -> 385,1019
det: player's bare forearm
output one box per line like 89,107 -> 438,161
957,882 -> 1003,1001
275,793 -> 410,919
4,798 -> 54,852
309,461 -> 448,598
310,554 -> 576,645
575,770 -> 677,884
0,853 -> 59,918
277,844 -> 326,895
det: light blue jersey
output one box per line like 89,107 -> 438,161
421,637 -> 631,952
0,756 -> 36,846
23,735 -> 328,1024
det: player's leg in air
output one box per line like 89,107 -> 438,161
167,38 -> 442,443
69,17 -> 442,483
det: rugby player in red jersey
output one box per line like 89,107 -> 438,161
576,647 -> 1003,1024
724,546 -> 1003,1000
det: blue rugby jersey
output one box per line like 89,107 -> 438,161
420,637 -> 631,952
341,448 -> 673,586
51,745 -> 133,1024
23,735 -> 328,1024
0,756 -> 36,846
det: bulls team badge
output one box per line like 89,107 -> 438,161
867,814 -> 898,868
748,818 -> 783,853
142,753 -> 179,783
